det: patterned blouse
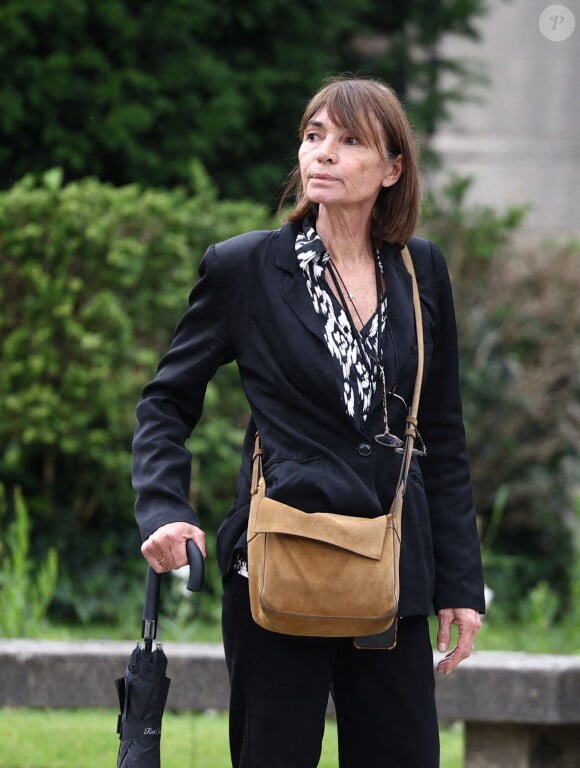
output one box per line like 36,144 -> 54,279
295,220 -> 387,430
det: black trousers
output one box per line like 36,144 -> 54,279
222,573 -> 439,768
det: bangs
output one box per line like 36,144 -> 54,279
300,81 -> 387,156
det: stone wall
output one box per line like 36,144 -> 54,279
428,0 -> 580,243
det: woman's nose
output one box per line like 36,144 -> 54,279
316,137 -> 337,164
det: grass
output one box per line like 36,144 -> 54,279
472,617 -> 580,654
427,615 -> 580,655
0,708 -> 463,768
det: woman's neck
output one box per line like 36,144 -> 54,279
315,206 -> 374,267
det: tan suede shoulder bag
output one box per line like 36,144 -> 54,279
247,246 -> 424,637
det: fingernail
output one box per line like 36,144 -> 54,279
438,643 -> 446,652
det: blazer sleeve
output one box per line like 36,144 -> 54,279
419,241 -> 485,614
132,243 -> 237,542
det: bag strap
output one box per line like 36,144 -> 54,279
250,244 -> 425,499
251,434 -> 263,495
396,244 -> 425,496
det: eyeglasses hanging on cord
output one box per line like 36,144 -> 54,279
326,253 -> 426,457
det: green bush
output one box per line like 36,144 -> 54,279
422,178 -> 580,617
0,166 -> 272,621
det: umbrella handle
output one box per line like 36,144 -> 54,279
185,538 -> 205,593
142,539 -> 205,645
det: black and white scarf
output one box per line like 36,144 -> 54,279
295,220 -> 387,428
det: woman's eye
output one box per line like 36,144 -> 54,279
344,136 -> 359,146
304,131 -> 320,142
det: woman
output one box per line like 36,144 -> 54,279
133,76 -> 485,767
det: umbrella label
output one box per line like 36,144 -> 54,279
117,721 -> 163,740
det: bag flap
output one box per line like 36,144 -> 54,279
253,497 -> 388,560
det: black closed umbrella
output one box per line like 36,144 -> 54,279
115,540 -> 204,767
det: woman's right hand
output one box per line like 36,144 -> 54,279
141,522 -> 206,573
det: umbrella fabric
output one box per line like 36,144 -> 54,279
115,642 -> 171,768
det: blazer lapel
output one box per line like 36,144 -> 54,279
275,225 -> 331,345
269,226 -> 343,413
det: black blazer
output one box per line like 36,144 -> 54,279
132,220 -> 485,616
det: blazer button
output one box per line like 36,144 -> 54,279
357,442 -> 373,457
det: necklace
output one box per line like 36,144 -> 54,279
326,254 -> 383,371
330,263 -> 355,299
326,252 -> 403,448
327,258 -> 366,328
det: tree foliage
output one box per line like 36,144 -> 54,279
0,0 -> 488,203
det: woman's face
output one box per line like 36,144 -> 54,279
298,107 -> 401,215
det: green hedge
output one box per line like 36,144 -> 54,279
0,166 -> 272,621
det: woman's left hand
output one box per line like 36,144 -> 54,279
436,607 -> 482,674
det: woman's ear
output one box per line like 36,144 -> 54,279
382,155 -> 404,188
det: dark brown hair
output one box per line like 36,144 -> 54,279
281,76 -> 421,245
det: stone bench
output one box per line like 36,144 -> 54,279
434,650 -> 580,768
1,641 -> 579,767
0,640 -> 230,712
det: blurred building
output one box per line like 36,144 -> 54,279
428,0 -> 580,243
